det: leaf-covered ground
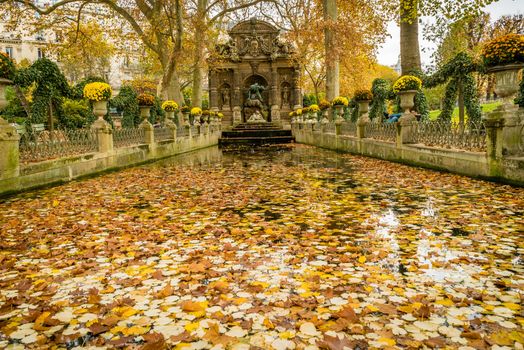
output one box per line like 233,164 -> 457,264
0,144 -> 523,350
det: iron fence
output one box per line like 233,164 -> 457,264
324,123 -> 336,134
177,126 -> 190,138
113,128 -> 145,148
366,121 -> 397,142
154,127 -> 174,142
415,120 -> 486,152
19,128 -> 98,164
340,121 -> 357,137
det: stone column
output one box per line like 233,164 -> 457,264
270,67 -> 281,125
209,70 -> 219,112
164,111 -> 178,140
483,113 -> 504,176
292,68 -> 302,110
91,100 -> 113,153
0,119 -> 20,180
488,104 -> 522,156
232,69 -> 242,125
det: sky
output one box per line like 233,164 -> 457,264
377,0 -> 524,68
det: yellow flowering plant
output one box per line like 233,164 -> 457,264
332,96 -> 349,107
181,105 -> 190,113
190,107 -> 202,116
309,104 -> 320,112
0,52 -> 15,80
482,34 -> 524,67
353,89 -> 373,101
319,99 -> 331,110
295,108 -> 303,116
83,82 -> 112,101
137,93 -> 155,106
392,75 -> 422,94
289,111 -> 295,117
302,106 -> 310,113
161,100 -> 178,112
217,113 -> 224,118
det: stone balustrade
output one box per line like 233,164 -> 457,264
291,107 -> 524,186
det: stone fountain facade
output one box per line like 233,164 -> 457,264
208,19 -> 302,128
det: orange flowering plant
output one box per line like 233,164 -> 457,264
137,93 -> 155,106
482,34 -> 524,67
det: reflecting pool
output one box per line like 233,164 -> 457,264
0,144 -> 523,349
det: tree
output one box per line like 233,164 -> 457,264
323,0 -> 339,100
48,21 -> 115,83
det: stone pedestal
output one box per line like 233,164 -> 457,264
92,119 -> 113,153
140,119 -> 155,144
0,119 -> 20,180
357,114 -> 370,138
164,112 -> 178,140
398,113 -> 417,145
486,104 -> 521,156
233,106 -> 242,125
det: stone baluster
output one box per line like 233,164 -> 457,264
139,107 -> 155,145
91,100 -> 113,153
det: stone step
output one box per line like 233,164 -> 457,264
219,135 -> 295,145
222,130 -> 292,138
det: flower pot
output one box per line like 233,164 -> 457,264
488,64 -> 524,100
193,115 -> 202,126
334,105 -> 344,115
165,111 -> 175,121
398,90 -> 417,113
140,106 -> 151,120
93,100 -> 108,121
357,100 -> 371,115
0,78 -> 12,111
182,112 -> 190,126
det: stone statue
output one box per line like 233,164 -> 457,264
221,86 -> 231,108
248,83 -> 265,102
281,85 -> 290,106
247,109 -> 266,123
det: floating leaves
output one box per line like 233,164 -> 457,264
0,144 -> 523,349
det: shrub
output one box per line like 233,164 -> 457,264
190,107 -> 202,116
60,98 -> 93,128
0,52 -> 16,80
332,96 -> 349,107
137,93 -> 155,106
83,82 -> 112,101
482,34 -> 524,67
392,75 -> 422,94
162,100 -> 178,112
353,89 -> 373,101
318,99 -> 331,110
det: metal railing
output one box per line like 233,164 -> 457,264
113,128 -> 145,149
366,121 -> 396,142
340,121 -> 357,136
154,127 -> 174,142
19,128 -> 98,164
415,120 -> 486,152
177,126 -> 189,138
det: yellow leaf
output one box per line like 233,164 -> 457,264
436,299 -> 454,307
366,305 -> 379,312
184,322 -> 200,332
378,337 -> 396,346
123,325 -> 150,336
358,256 -> 366,264
279,331 -> 295,339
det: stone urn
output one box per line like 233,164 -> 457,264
488,64 -> 523,101
165,111 -> 175,122
0,78 -> 12,112
92,100 -> 108,121
357,100 -> 371,116
297,114 -> 303,123
333,105 -> 345,124
140,106 -> 151,121
182,112 -> 190,126
398,90 -> 417,113
321,110 -> 330,124
193,114 -> 202,126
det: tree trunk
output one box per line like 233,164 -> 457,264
323,0 -> 339,100
14,85 -> 31,117
159,52 -> 184,104
400,0 -> 421,75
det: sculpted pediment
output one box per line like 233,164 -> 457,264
215,18 -> 294,62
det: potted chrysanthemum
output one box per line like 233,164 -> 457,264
190,107 -> 203,126
353,89 -> 373,115
331,97 -> 348,123
308,104 -> 320,123
392,76 -> 422,113
482,34 -> 524,99
83,82 -> 113,121
161,100 -> 179,124
137,93 -> 156,120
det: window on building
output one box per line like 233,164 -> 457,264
37,48 -> 44,59
5,47 -> 13,59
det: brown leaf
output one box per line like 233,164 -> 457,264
203,323 -> 235,346
335,305 -> 359,323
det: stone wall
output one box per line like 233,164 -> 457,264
293,122 -> 524,187
0,125 -> 221,197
